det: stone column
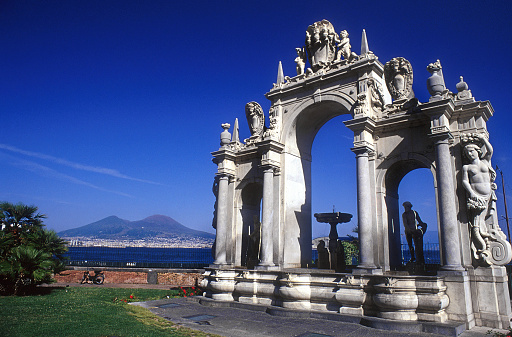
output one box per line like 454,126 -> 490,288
259,167 -> 275,266
214,174 -> 229,265
433,135 -> 464,271
354,148 -> 377,270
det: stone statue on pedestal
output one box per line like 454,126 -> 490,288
402,201 -> 426,264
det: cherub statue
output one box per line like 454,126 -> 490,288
461,133 -> 497,262
295,47 -> 306,75
336,30 -> 357,62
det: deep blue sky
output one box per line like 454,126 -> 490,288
1,1 -> 511,242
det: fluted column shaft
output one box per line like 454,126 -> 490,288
259,167 -> 275,266
214,175 -> 229,265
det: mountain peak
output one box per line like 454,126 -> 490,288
58,214 -> 214,240
143,214 -> 175,223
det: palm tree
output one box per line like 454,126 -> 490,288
0,202 -> 67,295
28,229 -> 68,274
0,246 -> 53,295
0,202 -> 46,238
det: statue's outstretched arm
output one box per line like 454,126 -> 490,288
415,211 -> 425,224
480,135 -> 493,161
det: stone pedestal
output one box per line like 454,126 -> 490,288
468,266 -> 512,329
438,271 -> 475,328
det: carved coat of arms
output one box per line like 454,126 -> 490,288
384,57 -> 414,101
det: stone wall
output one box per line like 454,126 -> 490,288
54,267 -> 204,286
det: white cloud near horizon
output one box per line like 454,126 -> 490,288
1,152 -> 134,198
0,144 -> 163,186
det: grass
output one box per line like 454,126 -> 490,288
0,286 -> 217,337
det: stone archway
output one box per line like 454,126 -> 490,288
280,98 -> 355,268
207,19 -> 512,329
381,156 -> 437,268
238,182 -> 262,267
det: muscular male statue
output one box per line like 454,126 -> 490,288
402,201 -> 427,264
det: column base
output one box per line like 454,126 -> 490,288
255,264 -> 280,271
440,264 -> 465,272
209,263 -> 233,269
353,267 -> 382,275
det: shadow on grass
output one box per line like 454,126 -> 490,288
1,284 -> 68,297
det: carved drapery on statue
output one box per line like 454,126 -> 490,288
461,133 -> 512,266
384,57 -> 414,101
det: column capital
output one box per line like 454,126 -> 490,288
260,165 -> 276,172
344,116 -> 376,133
420,98 -> 455,120
351,145 -> 375,157
429,131 -> 453,144
212,147 -> 237,177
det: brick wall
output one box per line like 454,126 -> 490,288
54,268 -> 203,286
157,272 -> 202,287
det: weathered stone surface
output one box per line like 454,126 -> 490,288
209,19 -> 512,329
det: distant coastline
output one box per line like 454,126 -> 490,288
63,236 -> 213,249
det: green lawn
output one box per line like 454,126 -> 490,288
0,286 -> 216,337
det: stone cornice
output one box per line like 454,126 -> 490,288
258,139 -> 285,169
343,116 -> 376,133
418,98 -> 455,119
211,148 -> 237,164
374,111 -> 430,134
452,100 -> 494,122
257,139 -> 285,153
265,57 -> 383,101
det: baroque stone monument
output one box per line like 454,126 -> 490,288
203,19 -> 512,332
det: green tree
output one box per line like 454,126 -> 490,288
0,202 -> 68,295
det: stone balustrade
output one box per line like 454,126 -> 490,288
203,268 -> 449,323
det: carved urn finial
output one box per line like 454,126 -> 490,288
220,123 -> 231,147
426,59 -> 446,99
455,76 -> 473,100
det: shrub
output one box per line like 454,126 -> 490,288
0,202 -> 68,295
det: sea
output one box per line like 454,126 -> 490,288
64,246 -> 214,269
64,244 -> 440,269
